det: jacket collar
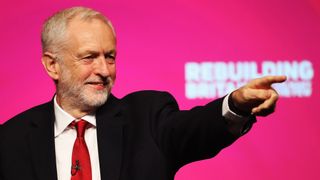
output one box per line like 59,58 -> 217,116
28,100 -> 58,180
28,94 -> 125,180
96,94 -> 125,180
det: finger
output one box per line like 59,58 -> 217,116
251,89 -> 279,116
252,104 -> 276,116
251,90 -> 278,115
246,88 -> 271,101
250,75 -> 287,88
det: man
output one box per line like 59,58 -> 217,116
0,6 -> 286,180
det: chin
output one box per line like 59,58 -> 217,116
81,90 -> 110,108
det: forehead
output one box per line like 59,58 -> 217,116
65,18 -> 116,53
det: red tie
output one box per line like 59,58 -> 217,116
71,120 -> 92,180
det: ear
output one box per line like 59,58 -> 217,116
41,52 -> 60,81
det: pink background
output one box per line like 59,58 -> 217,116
1,0 -> 320,179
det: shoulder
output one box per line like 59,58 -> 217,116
107,90 -> 180,115
1,101 -> 53,133
122,90 -> 175,101
120,90 -> 178,107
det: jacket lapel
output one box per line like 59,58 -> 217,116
96,94 -> 125,180
28,101 -> 57,180
26,95 -> 124,180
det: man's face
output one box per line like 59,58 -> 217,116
56,18 -> 116,111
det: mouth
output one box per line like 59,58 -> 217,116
86,81 -> 109,90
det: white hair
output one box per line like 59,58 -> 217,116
41,6 -> 116,55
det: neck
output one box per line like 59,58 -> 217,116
56,95 -> 96,119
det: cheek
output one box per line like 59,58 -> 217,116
109,65 -> 116,80
75,69 -> 94,81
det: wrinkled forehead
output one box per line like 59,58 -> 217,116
67,15 -> 116,37
62,18 -> 117,58
66,17 -> 116,43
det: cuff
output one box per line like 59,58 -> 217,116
222,93 -> 256,136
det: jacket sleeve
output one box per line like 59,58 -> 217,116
150,92 -> 246,169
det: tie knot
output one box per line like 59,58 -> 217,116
72,119 -> 88,138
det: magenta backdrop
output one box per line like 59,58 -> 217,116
1,0 -> 320,179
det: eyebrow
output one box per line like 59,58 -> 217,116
76,49 -> 116,58
104,50 -> 117,56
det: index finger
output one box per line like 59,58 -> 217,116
250,75 -> 287,88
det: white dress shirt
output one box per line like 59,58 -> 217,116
53,93 -> 248,180
222,93 -> 251,135
54,97 -> 101,180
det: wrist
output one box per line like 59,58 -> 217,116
229,92 -> 251,116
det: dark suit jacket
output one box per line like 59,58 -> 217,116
0,91 -> 248,180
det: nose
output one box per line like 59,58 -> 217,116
93,56 -> 111,77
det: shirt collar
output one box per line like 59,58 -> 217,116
53,96 -> 96,137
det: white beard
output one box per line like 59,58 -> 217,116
57,66 -> 113,111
